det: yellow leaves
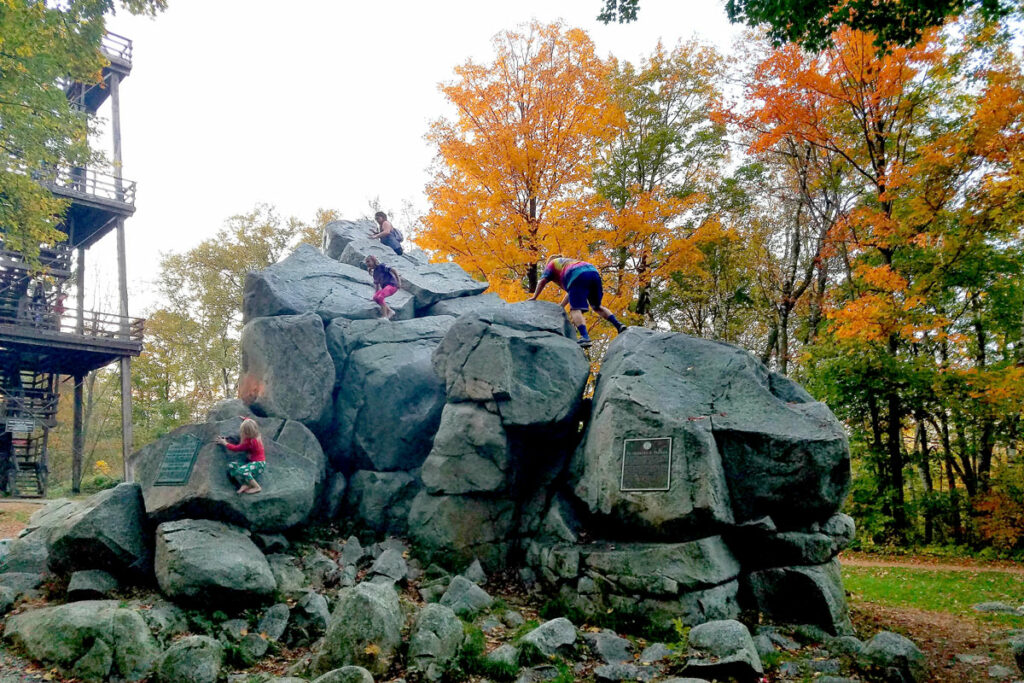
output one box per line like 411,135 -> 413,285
961,366 -> 1024,407
854,264 -> 907,293
364,643 -> 381,656
422,20 -> 623,297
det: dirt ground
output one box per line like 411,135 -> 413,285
0,500 -> 43,538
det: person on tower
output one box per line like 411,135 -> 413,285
529,254 -> 627,348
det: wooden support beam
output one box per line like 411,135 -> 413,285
120,356 -> 132,482
72,374 -> 84,493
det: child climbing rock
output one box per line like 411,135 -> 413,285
365,255 -> 402,320
529,254 -> 627,348
217,418 -> 265,494
369,211 -> 404,255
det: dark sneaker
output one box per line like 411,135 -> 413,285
615,323 -> 627,333
578,336 -> 593,348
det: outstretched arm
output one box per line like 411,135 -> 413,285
529,277 -> 550,300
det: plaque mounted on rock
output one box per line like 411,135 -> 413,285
153,435 -> 203,487
620,437 -> 672,492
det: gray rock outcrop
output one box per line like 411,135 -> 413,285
239,313 -> 335,434
152,635 -> 224,683
130,417 -> 325,533
243,243 -> 414,322
326,317 -> 452,471
46,483 -> 151,579
154,519 -> 275,607
4,600 -> 159,681
316,582 -> 403,676
408,603 -> 464,681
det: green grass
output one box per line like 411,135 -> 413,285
842,565 -> 1024,627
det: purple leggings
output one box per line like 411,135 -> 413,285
373,285 -> 398,306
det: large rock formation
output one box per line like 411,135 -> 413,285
21,220 -> 852,645
409,302 -> 590,566
526,328 -> 853,634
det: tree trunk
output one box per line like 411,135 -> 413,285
916,419 -> 934,544
939,413 -> 964,544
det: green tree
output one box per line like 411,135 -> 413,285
597,0 -> 1017,50
0,0 -> 166,258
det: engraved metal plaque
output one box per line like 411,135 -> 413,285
620,437 -> 672,491
153,435 -> 202,487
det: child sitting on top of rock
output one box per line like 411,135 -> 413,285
216,418 -> 265,494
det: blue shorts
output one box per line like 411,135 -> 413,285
566,268 -> 603,311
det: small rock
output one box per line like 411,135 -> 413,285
767,630 -> 801,651
219,619 -> 249,643
859,631 -> 926,683
811,658 -> 842,674
594,662 -> 659,681
521,617 -> 577,657
502,610 -> 526,628
305,550 -> 338,588
480,617 -> 504,633
288,591 -> 330,647
583,629 -> 632,664
974,602 -> 1020,615
253,533 -> 290,554
516,665 -> 561,682
258,603 -> 290,642
311,666 -> 375,683
66,569 -> 119,601
486,643 -> 519,669
369,547 -> 408,584
439,575 -> 493,617
752,634 -> 775,658
639,642 -> 673,664
420,581 -> 448,604
955,654 -> 991,665
681,620 -> 762,681
339,536 -> 365,567
989,664 -> 1014,679
153,635 -> 224,683
267,553 -> 307,598
827,635 -> 864,657
462,558 -> 487,584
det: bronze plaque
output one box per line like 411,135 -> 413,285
620,437 -> 672,491
153,435 -> 202,487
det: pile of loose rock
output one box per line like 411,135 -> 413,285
0,513 -> 929,683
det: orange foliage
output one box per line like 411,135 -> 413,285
419,21 -> 623,301
975,489 -> 1024,551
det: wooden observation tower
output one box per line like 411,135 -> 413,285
0,32 -> 144,497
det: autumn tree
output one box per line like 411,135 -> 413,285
0,0 -> 166,259
419,21 -> 623,301
594,40 -> 728,324
739,21 -> 1024,540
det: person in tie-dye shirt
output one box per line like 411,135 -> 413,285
529,255 -> 626,348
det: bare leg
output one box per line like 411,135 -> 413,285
596,306 -> 615,320
237,484 -> 251,494
568,309 -> 585,327
242,479 -> 262,494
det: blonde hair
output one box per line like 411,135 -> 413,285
546,254 -> 563,264
240,418 -> 261,441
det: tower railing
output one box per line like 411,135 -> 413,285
43,167 -> 136,206
0,306 -> 144,343
101,32 -> 133,63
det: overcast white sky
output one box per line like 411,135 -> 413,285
89,0 -> 741,313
